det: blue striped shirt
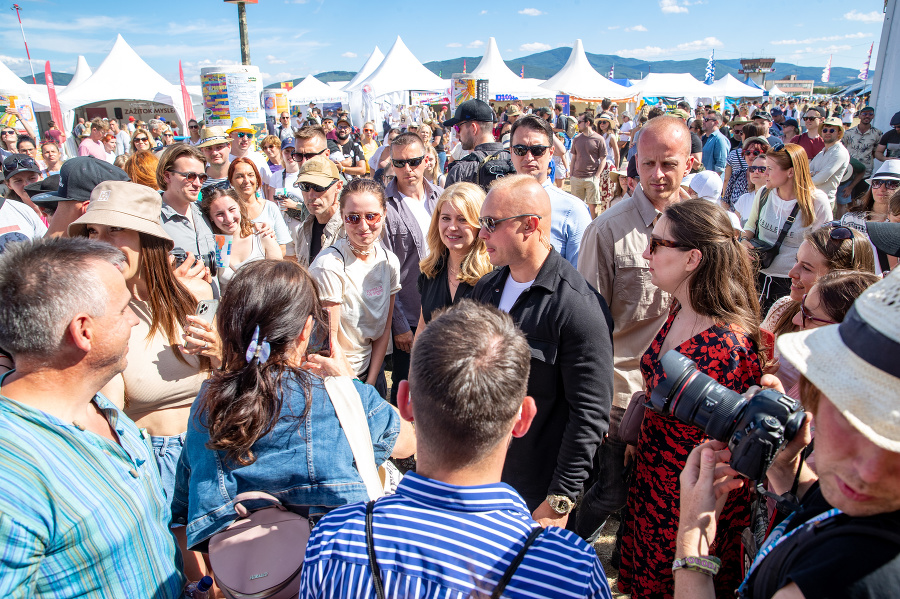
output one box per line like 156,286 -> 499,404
300,472 -> 612,598
0,375 -> 184,598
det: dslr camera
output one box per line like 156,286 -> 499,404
170,248 -> 218,277
649,350 -> 804,481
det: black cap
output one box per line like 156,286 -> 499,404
753,111 -> 773,122
2,153 -> 41,180
891,111 -> 900,127
867,222 -> 900,258
783,118 -> 799,129
626,155 -> 639,179
33,156 -> 130,204
442,99 -> 495,128
24,174 -> 60,198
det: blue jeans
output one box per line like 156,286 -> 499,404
150,433 -> 186,502
438,151 -> 447,174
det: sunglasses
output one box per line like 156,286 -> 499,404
511,144 -> 550,157
263,145 -> 278,150
169,170 -> 209,184
800,293 -> 837,328
452,121 -> 473,133
733,129 -> 744,135
802,116 -> 819,121
362,129 -> 375,133
189,125 -> 199,129
703,118 -> 717,122
748,165 -> 768,174
821,128 -> 839,134
134,137 -> 149,143
234,132 -> 253,139
743,150 -> 763,158
872,179 -> 900,190
296,179 -> 338,193
827,223 -> 855,261
337,125 -> 351,130
1,129 -> 16,135
291,148 -> 326,162
477,213 -> 541,233
391,155 -> 426,169
344,212 -> 383,226
163,133 -> 174,137
648,236 -> 691,254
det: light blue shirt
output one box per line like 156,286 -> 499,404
702,130 -> 729,174
541,178 -> 592,268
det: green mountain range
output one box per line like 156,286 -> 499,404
19,71 -> 73,86
268,47 -> 858,89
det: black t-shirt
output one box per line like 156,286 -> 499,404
309,219 -> 326,264
433,127 -> 445,153
878,129 -> 900,159
416,255 -> 475,324
750,482 -> 900,598
690,131 -> 703,154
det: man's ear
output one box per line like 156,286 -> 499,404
397,380 -> 414,422
511,396 -> 537,438
67,314 -> 94,353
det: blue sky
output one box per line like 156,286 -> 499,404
0,0 -> 886,86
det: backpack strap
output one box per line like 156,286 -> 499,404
366,500 -> 386,599
490,527 -> 544,599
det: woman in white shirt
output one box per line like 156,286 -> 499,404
309,178 -> 401,399
742,143 -> 833,314
228,157 -> 292,256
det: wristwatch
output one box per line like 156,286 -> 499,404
546,494 -> 575,515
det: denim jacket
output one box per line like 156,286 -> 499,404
172,374 -> 399,551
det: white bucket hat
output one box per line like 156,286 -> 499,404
777,270 -> 900,453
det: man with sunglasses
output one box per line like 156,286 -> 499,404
226,116 -> 272,194
383,132 -> 443,404
443,99 -> 511,190
874,110 -> 900,162
293,155 -> 343,267
274,112 -> 294,145
790,107 -> 826,160
508,115 -> 591,267
843,106 -> 881,178
333,116 -> 366,179
751,111 -> 784,150
809,117 -> 851,210
471,174 -> 613,529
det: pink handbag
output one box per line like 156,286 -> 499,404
619,391 -> 647,445
208,492 -> 311,599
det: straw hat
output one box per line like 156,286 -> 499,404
778,271 -> 900,452
197,126 -> 231,148
226,116 -> 254,134
68,181 -> 173,249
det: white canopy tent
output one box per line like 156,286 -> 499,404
286,75 -> 348,105
705,74 -> 765,98
0,59 -> 31,95
470,38 -> 552,100
58,35 -> 187,143
341,46 -> 384,91
67,56 -> 93,89
539,39 -> 634,101
767,85 -> 787,97
630,72 -> 712,98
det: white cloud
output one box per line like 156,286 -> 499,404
446,42 -> 462,48
0,54 -> 44,77
625,25 -> 648,32
659,0 -> 688,13
467,40 -> 485,48
614,36 -> 722,59
480,9 -> 488,14
519,8 -> 543,16
843,10 -> 883,23
607,25 -> 620,30
785,44 -> 853,60
272,72 -> 294,81
772,32 -> 868,45
267,54 -> 287,64
520,42 -> 552,52
341,52 -> 357,58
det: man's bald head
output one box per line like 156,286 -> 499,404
480,175 -> 552,268
635,116 -> 693,206
488,175 -> 551,233
637,116 -> 692,159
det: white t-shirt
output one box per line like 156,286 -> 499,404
309,237 -> 402,375
230,150 -> 271,187
400,192 -> 432,256
251,198 -> 292,246
0,199 -> 47,254
619,120 -> 636,141
498,276 -> 534,313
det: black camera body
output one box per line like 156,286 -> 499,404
649,350 -> 805,481
169,248 -> 218,277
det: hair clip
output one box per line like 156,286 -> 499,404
245,325 -> 271,364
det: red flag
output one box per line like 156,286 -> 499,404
179,61 -> 195,122
463,59 -> 467,74
44,62 -> 65,137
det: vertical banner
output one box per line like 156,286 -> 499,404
555,95 -> 570,116
45,62 -> 64,131
179,61 -> 195,122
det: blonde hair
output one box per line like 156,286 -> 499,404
766,144 -> 817,228
419,183 -> 493,286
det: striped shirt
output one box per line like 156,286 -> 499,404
0,376 -> 184,598
299,472 -> 612,598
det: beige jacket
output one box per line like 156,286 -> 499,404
293,211 -> 344,267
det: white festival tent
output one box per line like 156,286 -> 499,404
344,36 -> 448,126
58,35 -> 187,148
341,46 -> 385,92
0,59 -> 58,123
705,74 -> 765,98
767,85 -> 787,97
629,72 -> 712,99
539,39 -> 635,101
67,56 -> 93,89
286,75 -> 348,105
470,38 -> 553,100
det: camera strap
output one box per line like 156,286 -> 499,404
755,441 -> 814,517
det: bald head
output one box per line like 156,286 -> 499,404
479,175 -> 552,270
637,116 -> 691,159
635,116 -> 693,206
488,175 -> 551,233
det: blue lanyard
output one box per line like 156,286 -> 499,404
738,507 -> 842,595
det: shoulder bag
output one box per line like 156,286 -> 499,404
620,391 -> 648,446
747,189 -> 800,270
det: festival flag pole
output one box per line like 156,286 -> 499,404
463,59 -> 467,74
821,55 -> 832,83
11,4 -> 37,84
521,65 -> 524,78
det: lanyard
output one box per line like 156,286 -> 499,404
738,507 -> 842,595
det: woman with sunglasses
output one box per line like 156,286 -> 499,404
619,199 -> 762,599
228,156 -> 291,256
733,154 -> 769,226
309,178 -> 400,398
742,144 -> 833,314
847,161 -> 900,222
260,134 -> 283,173
200,186 -> 281,290
131,128 -> 154,154
723,125 -> 768,208
416,183 -> 492,334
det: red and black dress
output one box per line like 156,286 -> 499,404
618,303 -> 762,599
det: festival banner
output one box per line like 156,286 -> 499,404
44,62 -> 64,131
179,61 -> 195,122
555,95 -> 570,116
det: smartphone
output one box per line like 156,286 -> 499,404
195,299 -> 219,325
307,311 -> 331,356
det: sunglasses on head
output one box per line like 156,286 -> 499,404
344,212 -> 383,226
827,222 -> 855,262
648,236 -> 691,254
511,144 -> 550,157
234,132 -> 253,139
872,179 -> 900,190
477,213 -> 541,233
296,179 -> 338,193
169,169 -> 209,184
201,180 -> 232,199
748,165 -> 768,173
291,148 -> 326,162
391,155 -> 426,169
800,293 -> 837,328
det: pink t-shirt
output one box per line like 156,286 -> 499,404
78,138 -> 107,160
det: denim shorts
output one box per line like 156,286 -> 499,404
150,433 -> 186,501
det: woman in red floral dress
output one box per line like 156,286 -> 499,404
618,199 -> 764,599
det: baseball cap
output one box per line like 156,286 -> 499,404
668,108 -> 689,120
296,155 -> 340,187
753,111 -> 772,122
822,117 -> 844,130
281,137 -> 295,150
336,115 -> 352,127
128,116 -> 136,122
24,175 -> 61,207
859,106 -> 875,114
443,99 -> 495,128
867,222 -> 900,258
771,108 -> 783,117
2,154 -> 41,180
783,118 -> 799,129
33,156 -> 130,205
506,105 -> 522,117
688,170 -> 723,201
68,181 -> 173,247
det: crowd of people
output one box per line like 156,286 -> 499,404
1,89 -> 900,599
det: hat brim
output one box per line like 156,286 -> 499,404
225,128 -> 254,135
4,166 -> 41,180
68,209 -> 174,249
866,221 -> 900,258
777,328 -> 900,453
197,136 -> 232,148
297,172 -> 338,186
30,191 -> 70,205
865,173 -> 900,185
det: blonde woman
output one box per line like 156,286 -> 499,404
416,182 -> 493,333
416,122 -> 443,186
